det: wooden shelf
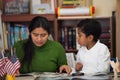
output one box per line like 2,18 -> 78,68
1,14 -> 56,22
66,49 -> 78,53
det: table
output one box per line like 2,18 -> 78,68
15,72 -> 116,80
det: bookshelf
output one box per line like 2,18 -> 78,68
1,14 -> 58,50
1,14 -> 56,22
96,18 -> 114,57
57,17 -> 113,55
0,0 -> 116,58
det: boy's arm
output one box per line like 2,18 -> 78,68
97,46 -> 110,73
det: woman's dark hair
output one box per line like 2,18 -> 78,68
22,16 -> 50,71
77,19 -> 102,42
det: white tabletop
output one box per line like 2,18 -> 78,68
15,76 -> 35,80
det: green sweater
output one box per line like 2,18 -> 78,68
14,40 -> 67,73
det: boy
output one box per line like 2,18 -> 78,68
75,19 -> 110,75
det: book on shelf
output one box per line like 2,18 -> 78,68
14,24 -> 29,42
0,11 -> 4,50
10,25 -> 15,47
3,0 -> 30,14
100,32 -> 110,39
72,27 -> 76,49
58,0 -> 93,8
68,27 -> 72,50
64,27 -> 68,50
76,27 -> 80,50
62,0 -> 85,8
59,26 -> 78,51
2,23 -> 29,50
68,27 -> 76,50
2,22 -> 8,49
14,24 -> 29,43
20,26 -> 29,40
59,27 -> 65,48
14,25 -> 20,42
5,23 -> 11,50
59,20 -> 81,51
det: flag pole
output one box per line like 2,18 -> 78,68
1,50 -> 4,59
0,50 -> 5,80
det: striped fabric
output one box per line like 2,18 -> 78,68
4,53 -> 20,76
0,52 -> 6,77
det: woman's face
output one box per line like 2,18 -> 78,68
30,27 -> 49,47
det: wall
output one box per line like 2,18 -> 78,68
93,0 -> 116,17
116,0 -> 120,58
118,13 -> 120,58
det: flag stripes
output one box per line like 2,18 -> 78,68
0,51 -> 20,77
5,59 -> 20,76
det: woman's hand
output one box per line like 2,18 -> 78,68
75,62 -> 83,71
59,65 -> 72,74
15,70 -> 20,76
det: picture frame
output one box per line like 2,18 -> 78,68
30,0 -> 55,14
3,0 -> 30,14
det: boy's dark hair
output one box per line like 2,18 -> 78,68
77,19 -> 102,42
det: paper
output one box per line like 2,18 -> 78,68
59,7 -> 90,15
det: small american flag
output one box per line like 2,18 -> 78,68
0,52 -> 6,77
4,53 -> 20,76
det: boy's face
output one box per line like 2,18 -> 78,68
77,28 -> 92,46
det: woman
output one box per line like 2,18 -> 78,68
14,16 -> 71,74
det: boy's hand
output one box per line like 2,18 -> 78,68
75,62 -> 83,71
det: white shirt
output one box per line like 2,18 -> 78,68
76,40 -> 110,75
